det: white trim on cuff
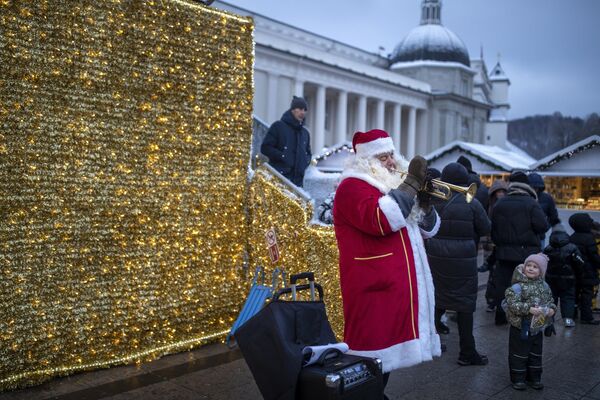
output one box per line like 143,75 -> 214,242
378,195 -> 406,232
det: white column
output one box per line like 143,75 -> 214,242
294,79 -> 304,97
357,95 -> 367,132
267,72 -> 279,123
314,84 -> 326,154
416,109 -> 428,154
375,99 -> 385,129
407,106 -> 417,159
392,103 -> 402,153
335,90 -> 348,144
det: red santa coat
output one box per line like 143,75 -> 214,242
333,171 -> 441,373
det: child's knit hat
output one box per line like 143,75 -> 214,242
524,253 -> 549,277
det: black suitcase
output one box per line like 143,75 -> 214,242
297,348 -> 384,400
236,272 -> 337,400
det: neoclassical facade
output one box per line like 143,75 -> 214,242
215,0 -> 510,158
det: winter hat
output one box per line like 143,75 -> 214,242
456,156 -> 473,173
352,129 -> 395,159
569,213 -> 594,233
524,253 -> 549,277
488,179 -> 508,196
509,171 -> 529,184
290,96 -> 308,111
427,167 -> 442,180
441,162 -> 468,186
528,172 -> 545,190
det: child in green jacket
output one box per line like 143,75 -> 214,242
505,253 -> 557,391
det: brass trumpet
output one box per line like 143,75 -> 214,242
391,169 -> 477,203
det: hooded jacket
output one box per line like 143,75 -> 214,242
528,173 -> 560,229
426,189 -> 491,312
261,110 -> 312,186
569,213 -> 600,285
505,264 -> 556,332
543,231 -> 584,279
491,182 -> 549,262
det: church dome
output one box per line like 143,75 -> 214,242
390,0 -> 470,67
390,24 -> 470,67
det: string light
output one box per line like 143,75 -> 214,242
247,168 -> 344,338
0,0 -> 253,390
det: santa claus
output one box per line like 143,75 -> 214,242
332,129 -> 441,387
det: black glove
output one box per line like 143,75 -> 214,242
397,156 -> 427,197
544,324 -> 556,337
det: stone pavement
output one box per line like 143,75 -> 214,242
2,272 -> 600,400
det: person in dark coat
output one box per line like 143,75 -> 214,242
457,155 -> 489,211
426,162 -> 491,366
544,230 -> 585,327
260,96 -> 312,187
490,171 -> 549,325
528,172 -> 561,243
568,213 -> 600,324
481,179 -> 509,311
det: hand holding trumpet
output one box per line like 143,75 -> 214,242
392,156 -> 477,204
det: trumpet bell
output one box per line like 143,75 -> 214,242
428,179 -> 477,203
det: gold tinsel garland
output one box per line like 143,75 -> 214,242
247,168 -> 343,337
0,0 -> 253,390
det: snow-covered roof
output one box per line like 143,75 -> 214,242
530,135 -> 600,176
255,31 -> 430,93
390,59 -> 476,75
425,140 -> 536,173
390,24 -> 470,67
314,142 -> 353,173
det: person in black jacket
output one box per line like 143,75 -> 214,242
490,171 -> 549,325
426,163 -> 491,366
568,213 -> 600,324
528,172 -> 561,244
543,230 -> 585,327
260,96 -> 312,187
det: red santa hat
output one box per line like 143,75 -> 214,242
352,129 -> 395,159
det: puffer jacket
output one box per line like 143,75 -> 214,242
528,173 -> 560,227
491,182 -> 549,262
569,213 -> 600,285
543,231 -> 584,280
261,110 -> 312,186
505,265 -> 556,332
426,192 -> 491,312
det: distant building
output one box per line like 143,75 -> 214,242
216,0 -> 511,158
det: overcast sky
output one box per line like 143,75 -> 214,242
221,0 -> 600,121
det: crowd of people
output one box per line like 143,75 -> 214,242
261,97 -> 599,397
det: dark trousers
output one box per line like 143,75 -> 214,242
494,260 -> 520,323
578,284 -> 596,321
508,325 -> 543,384
435,308 -> 476,358
457,311 -> 476,359
547,277 -> 576,319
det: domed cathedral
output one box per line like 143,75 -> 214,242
214,0 -> 510,159
390,0 -> 510,152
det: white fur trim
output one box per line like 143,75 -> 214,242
348,333 -> 441,373
419,209 -> 441,239
348,221 -> 442,373
406,223 -> 441,370
354,137 -> 395,159
378,195 -> 406,231
339,170 -> 389,194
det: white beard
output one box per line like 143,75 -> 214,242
346,154 -> 409,192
